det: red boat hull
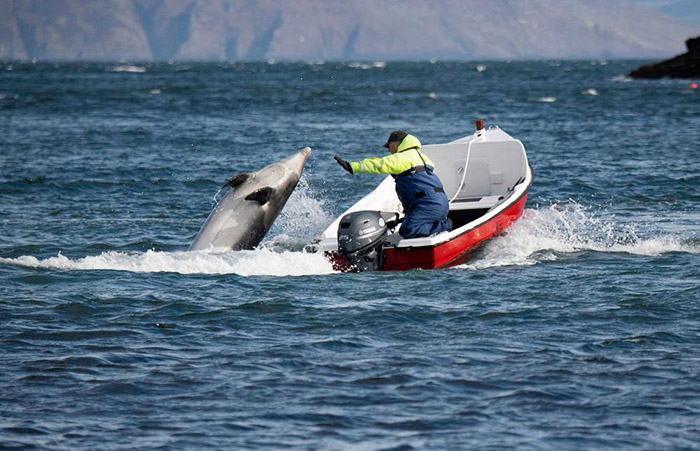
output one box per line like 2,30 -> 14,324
328,191 -> 529,272
383,192 -> 528,271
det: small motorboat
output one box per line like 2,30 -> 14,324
311,120 -> 533,271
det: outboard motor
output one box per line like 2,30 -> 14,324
337,211 -> 388,271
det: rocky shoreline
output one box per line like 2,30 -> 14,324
629,37 -> 700,79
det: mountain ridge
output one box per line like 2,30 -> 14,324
1,0 -> 699,61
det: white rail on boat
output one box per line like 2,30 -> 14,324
448,132 -> 484,204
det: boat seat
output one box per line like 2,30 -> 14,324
421,138 -> 528,208
449,195 -> 504,210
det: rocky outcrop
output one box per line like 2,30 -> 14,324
629,37 -> 700,78
1,0 -> 699,61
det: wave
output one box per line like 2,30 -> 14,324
0,248 -> 336,277
612,75 -> 632,82
347,62 -> 386,70
456,201 -> 698,270
107,65 -> 147,73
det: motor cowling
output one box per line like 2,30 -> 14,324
337,211 -> 388,271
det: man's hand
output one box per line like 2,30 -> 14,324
334,156 -> 353,174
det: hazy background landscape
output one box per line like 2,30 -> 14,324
1,0 -> 699,61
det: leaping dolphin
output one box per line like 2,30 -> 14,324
189,147 -> 312,251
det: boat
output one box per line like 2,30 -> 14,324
310,120 -> 533,271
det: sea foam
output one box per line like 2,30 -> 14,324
108,65 -> 147,73
456,201 -> 698,270
0,249 -> 336,277
2,191 -> 694,276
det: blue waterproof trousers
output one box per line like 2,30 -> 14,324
395,166 -> 452,239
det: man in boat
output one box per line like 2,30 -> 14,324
334,131 -> 452,238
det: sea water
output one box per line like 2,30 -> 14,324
0,61 -> 698,448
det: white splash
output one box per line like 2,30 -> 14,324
582,88 -> 599,96
348,63 -> 372,70
532,96 -> 557,103
149,88 -> 162,95
0,249 -> 336,277
612,75 -> 633,82
476,65 -> 487,72
456,202 -> 698,271
108,65 -> 147,73
266,176 -> 335,249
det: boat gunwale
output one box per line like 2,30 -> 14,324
381,187 -> 530,270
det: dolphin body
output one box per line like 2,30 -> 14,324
189,147 -> 311,251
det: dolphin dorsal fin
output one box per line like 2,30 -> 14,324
223,173 -> 251,189
245,187 -> 273,205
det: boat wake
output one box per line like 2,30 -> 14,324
0,176 -> 338,277
456,201 -> 699,270
1,196 -> 695,276
0,248 -> 335,277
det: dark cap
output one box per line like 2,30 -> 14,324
382,130 -> 408,148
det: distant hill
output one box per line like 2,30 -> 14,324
1,0 -> 699,61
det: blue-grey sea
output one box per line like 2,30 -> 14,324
1,61 -> 698,449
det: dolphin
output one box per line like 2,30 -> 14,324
189,147 -> 311,251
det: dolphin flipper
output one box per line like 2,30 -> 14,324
245,187 -> 273,205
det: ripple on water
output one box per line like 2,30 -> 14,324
1,61 -> 699,449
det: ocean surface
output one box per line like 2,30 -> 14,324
1,60 -> 698,449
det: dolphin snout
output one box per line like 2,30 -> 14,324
295,146 -> 311,168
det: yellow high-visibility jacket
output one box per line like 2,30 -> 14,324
349,135 -> 435,175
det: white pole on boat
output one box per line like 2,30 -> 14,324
448,118 -> 485,204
